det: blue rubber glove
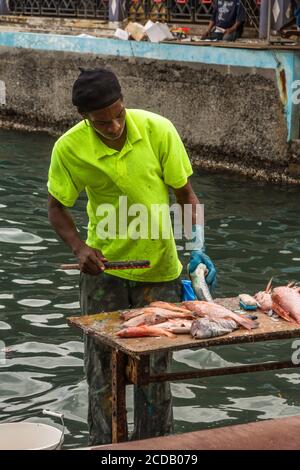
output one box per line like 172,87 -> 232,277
189,250 -> 217,290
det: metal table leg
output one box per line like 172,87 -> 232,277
111,349 -> 128,443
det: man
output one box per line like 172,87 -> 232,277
201,0 -> 246,41
295,0 -> 300,30
47,67 -> 217,445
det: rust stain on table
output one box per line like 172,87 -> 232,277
67,297 -> 300,358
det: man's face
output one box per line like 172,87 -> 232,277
85,99 -> 126,141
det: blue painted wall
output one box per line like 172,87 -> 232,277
0,31 -> 299,140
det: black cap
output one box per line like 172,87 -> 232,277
72,67 -> 122,113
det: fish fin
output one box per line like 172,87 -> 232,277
265,277 -> 273,293
236,316 -> 257,330
272,302 -> 294,323
161,329 -> 177,338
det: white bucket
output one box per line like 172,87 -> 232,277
0,422 -> 63,450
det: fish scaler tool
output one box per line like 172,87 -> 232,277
60,260 -> 151,271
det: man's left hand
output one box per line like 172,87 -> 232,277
189,250 -> 217,290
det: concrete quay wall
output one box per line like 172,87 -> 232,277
0,32 -> 299,183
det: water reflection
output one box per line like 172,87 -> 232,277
0,129 -> 300,447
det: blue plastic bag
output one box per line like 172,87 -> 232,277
181,280 -> 197,301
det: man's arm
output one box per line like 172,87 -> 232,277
172,181 -> 217,289
201,0 -> 218,38
224,20 -> 242,35
48,194 -> 106,274
172,180 -> 202,226
201,20 -> 216,39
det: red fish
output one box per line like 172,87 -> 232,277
122,307 -> 194,328
116,325 -> 176,338
254,278 -> 273,313
157,319 -> 193,334
272,286 -> 300,324
120,308 -> 147,321
182,301 -> 257,330
120,302 -> 191,322
149,301 -> 191,314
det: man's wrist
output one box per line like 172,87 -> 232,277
186,224 -> 204,252
71,238 -> 86,255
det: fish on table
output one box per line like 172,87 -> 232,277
182,301 -> 257,330
122,307 -> 195,328
254,279 -> 300,323
191,317 -> 238,339
120,308 -> 148,321
115,278 -> 300,339
254,278 -> 273,313
272,285 -> 300,324
120,302 -> 191,322
188,262 -> 213,302
149,301 -> 192,314
116,298 -> 260,339
156,319 -> 193,334
116,325 -> 176,338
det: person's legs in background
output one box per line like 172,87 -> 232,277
208,31 -> 224,40
79,272 -> 130,445
223,22 -> 244,41
223,31 -> 238,41
80,273 -> 182,444
129,278 -> 182,440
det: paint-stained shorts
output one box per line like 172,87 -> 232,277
79,272 -> 182,446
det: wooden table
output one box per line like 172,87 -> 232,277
67,297 -> 300,443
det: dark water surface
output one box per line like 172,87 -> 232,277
0,129 -> 300,448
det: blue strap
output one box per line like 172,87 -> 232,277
181,280 -> 197,301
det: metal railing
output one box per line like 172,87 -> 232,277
7,0 -> 109,19
127,0 -> 260,25
127,0 -> 214,23
6,0 -> 260,27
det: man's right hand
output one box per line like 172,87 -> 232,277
74,242 -> 107,275
48,195 -> 107,275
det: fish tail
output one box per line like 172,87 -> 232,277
152,327 -> 176,337
235,316 -> 257,330
272,302 -> 295,323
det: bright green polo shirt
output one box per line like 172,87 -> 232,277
47,109 -> 193,282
